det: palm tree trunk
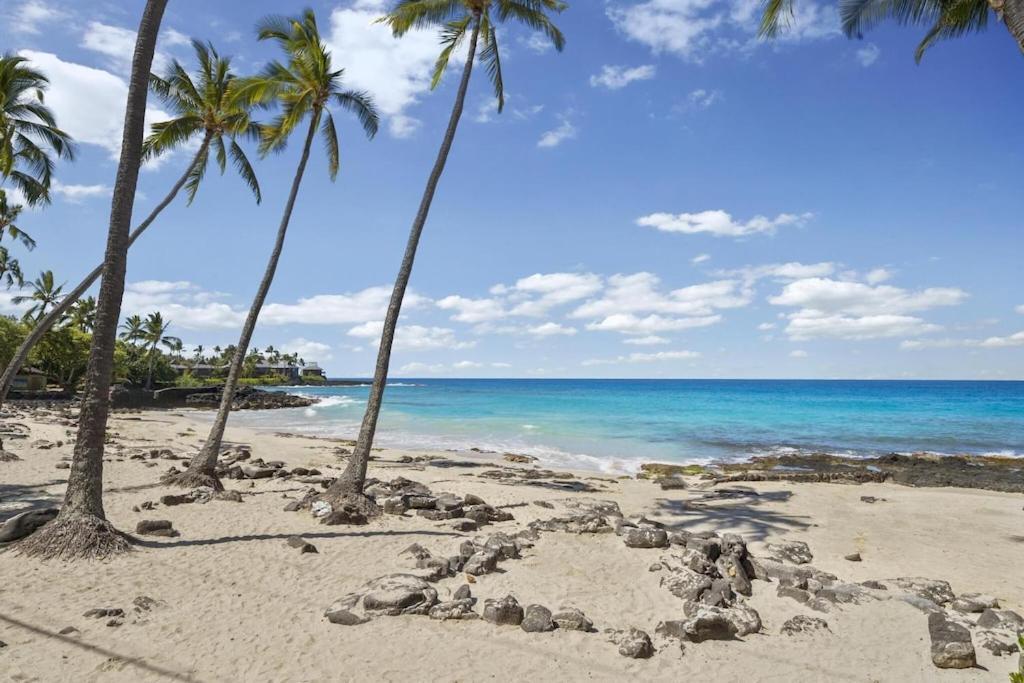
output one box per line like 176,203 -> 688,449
995,0 -> 1024,51
145,347 -> 156,390
17,0 -> 168,560
0,134 -> 211,410
324,16 -> 482,508
167,110 -> 321,490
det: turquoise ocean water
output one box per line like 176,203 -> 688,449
223,380 -> 1024,473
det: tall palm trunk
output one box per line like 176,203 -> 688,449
145,346 -> 157,390
167,110 -> 321,490
18,0 -> 168,560
0,134 -> 211,410
325,17 -> 482,506
995,0 -> 1024,51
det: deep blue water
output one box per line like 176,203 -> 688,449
226,379 -> 1024,473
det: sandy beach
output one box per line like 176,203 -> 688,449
1,405 -> 1022,682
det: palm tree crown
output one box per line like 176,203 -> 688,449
68,296 -> 97,333
119,314 -> 145,344
143,312 -> 181,354
0,54 -> 75,206
383,0 -> 567,113
146,40 -> 264,203
0,190 -> 30,287
12,269 -> 64,323
234,9 -> 380,178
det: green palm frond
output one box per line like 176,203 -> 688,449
383,0 -> 465,35
333,91 -> 379,138
228,139 -> 262,203
480,13 -> 505,112
184,142 -> 210,205
496,0 -> 567,51
321,110 -> 340,179
431,17 -> 471,89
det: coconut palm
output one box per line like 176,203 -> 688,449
119,314 -> 146,344
12,270 -> 64,324
760,0 -> 1024,60
0,53 -> 75,206
141,312 -> 181,389
321,0 -> 567,513
18,0 -> 169,561
68,296 -> 97,333
0,190 -> 30,287
0,40 -> 263,410
166,9 -> 379,490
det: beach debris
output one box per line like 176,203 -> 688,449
928,612 -> 977,669
0,508 -> 58,544
483,595 -> 524,626
780,615 -> 830,636
135,520 -> 177,537
310,501 -> 332,518
616,628 -> 654,658
83,608 -> 124,619
765,540 -> 813,565
521,604 -> 555,633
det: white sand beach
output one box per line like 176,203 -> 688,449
1,407 -> 1022,682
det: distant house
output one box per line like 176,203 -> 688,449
301,363 -> 326,380
12,367 -> 47,392
253,363 -> 301,382
171,363 -> 218,378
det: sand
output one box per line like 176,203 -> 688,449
1,408 -> 1022,682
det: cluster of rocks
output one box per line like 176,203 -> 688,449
161,446 -> 330,486
184,387 -> 315,411
132,486 -> 242,511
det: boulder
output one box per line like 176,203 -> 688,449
464,550 -> 499,576
677,606 -> 738,642
330,574 -> 439,619
765,540 -> 813,565
977,609 -> 1024,631
135,519 -> 177,537
716,554 -> 752,596
428,599 -> 477,621
552,607 -> 593,632
893,577 -> 956,605
286,536 -> 318,554
724,604 -> 762,636
780,615 -> 830,636
661,568 -> 713,602
951,594 -> 999,614
623,527 -> 669,549
0,508 -> 58,544
521,604 -> 554,633
453,584 -> 472,601
928,612 -> 977,669
617,628 -> 654,658
483,595 -> 524,626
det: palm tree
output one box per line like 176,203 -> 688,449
760,0 -> 1024,60
18,0 -> 169,561
12,270 -> 64,324
0,40 -> 263,410
0,53 -> 75,206
119,314 -> 146,344
192,344 -> 205,364
141,312 -> 181,389
166,9 -> 379,490
320,0 -> 566,513
0,190 -> 30,287
68,296 -> 97,333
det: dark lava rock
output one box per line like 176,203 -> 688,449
765,540 -> 813,565
283,501 -> 302,512
321,505 -> 368,526
680,609 -> 737,642
781,615 -> 830,636
83,608 -> 124,619
135,520 -> 177,537
464,550 -> 499,576
286,536 -> 318,554
623,527 -> 669,549
716,554 -> 752,596
159,494 -> 193,506
844,553 -> 862,562
0,508 -> 58,543
977,632 -> 1020,657
928,612 -> 977,669
893,577 -> 955,605
618,628 -> 654,658
661,568 -> 713,602
521,604 -> 554,633
428,599 -> 477,621
977,609 -> 1024,631
951,594 -> 999,613
483,595 -> 524,626
453,584 -> 472,601
552,607 -> 593,632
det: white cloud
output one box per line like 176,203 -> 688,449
856,43 -> 881,67
758,322 -> 776,331
789,349 -> 808,358
527,322 -> 577,337
901,331 -> 1024,350
583,349 -> 701,366
399,360 -> 508,375
7,0 -> 66,34
399,362 -> 446,375
770,276 -> 967,340
282,338 -> 334,361
691,253 -> 711,264
17,51 -> 170,160
326,1 -> 444,139
572,273 -> 750,321
638,210 -> 813,237
623,335 -> 670,345
688,88 -> 722,108
1016,304 -> 1024,315
980,331 -> 1024,348
79,22 -> 187,74
522,32 -> 554,54
538,114 -> 577,148
586,313 -> 721,335
348,321 -> 475,351
52,180 -> 111,202
865,267 -> 892,284
589,64 -> 656,90
508,272 -> 602,316
437,295 -> 507,323
452,360 -> 484,370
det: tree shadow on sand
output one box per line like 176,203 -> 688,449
652,488 -> 810,544
132,529 -> 462,549
0,481 -> 64,523
0,612 -> 205,682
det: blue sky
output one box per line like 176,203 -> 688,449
1,0 -> 1022,379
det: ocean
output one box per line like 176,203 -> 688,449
221,379 -> 1024,474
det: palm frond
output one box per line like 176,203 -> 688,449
333,90 -> 380,139
320,110 -> 340,180
480,14 -> 505,112
431,16 -> 471,89
228,138 -> 262,203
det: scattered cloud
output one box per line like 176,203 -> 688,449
571,273 -> 750,323
856,43 -> 881,67
688,88 -> 722,108
589,64 -> 656,90
7,0 -> 67,34
637,210 -> 813,238
586,313 -> 721,335
691,254 -> 711,264
282,338 -> 334,361
789,349 -> 808,358
901,331 -> 1024,350
51,180 -> 111,202
865,267 -> 892,284
623,335 -> 670,346
583,349 -> 700,366
758,322 -> 776,331
348,321 -> 475,351
527,322 -> 577,337
521,32 -> 554,54
538,113 -> 577,148
1016,304 -> 1024,315
437,295 -> 507,323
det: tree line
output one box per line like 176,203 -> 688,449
1,0 -> 1019,560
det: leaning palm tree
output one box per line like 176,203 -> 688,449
141,312 -> 180,389
17,0 -> 169,561
0,53 -> 75,206
0,40 -> 263,410
320,0 -> 567,513
760,0 -> 1023,60
12,270 -> 64,324
165,9 -> 378,490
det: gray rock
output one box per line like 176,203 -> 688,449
687,537 -> 721,561
721,533 -> 747,558
521,604 -> 554,633
428,599 -> 477,621
83,608 -> 124,619
678,605 -> 738,642
977,609 -> 1024,631
893,577 -> 955,605
135,519 -> 177,537
844,552 -> 862,562
765,540 -> 813,565
240,465 -> 275,479
483,595 -> 524,626
928,612 -> 977,669
453,584 -> 472,601
324,607 -> 370,626
285,536 -> 318,554
617,628 -> 654,658
896,594 -> 942,614
781,615 -> 830,636
661,568 -> 713,602
464,493 -> 487,506
464,550 -> 499,576
777,585 -> 812,604
716,554 -> 752,596
724,604 -> 762,637
679,548 -> 714,574
701,579 -> 735,608
159,494 -> 193,506
552,607 -> 593,632
354,574 -> 439,617
283,501 -> 302,512
977,631 -> 1020,657
623,527 -> 669,549
382,496 -> 407,515
951,594 -> 999,614
0,508 -> 58,544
